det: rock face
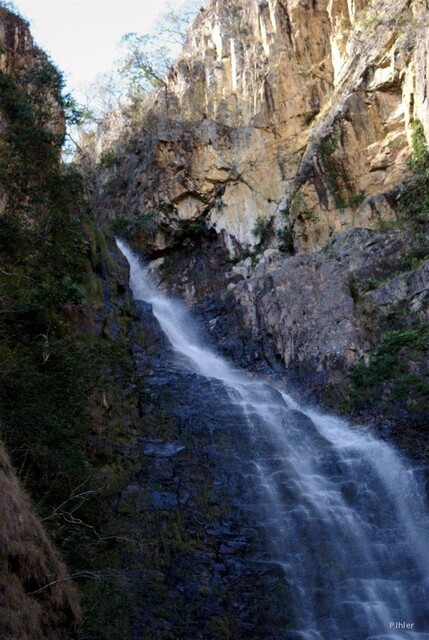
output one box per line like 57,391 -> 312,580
0,7 -> 64,153
149,223 -> 428,454
0,443 -> 80,640
83,0 -> 429,455
113,302 -> 295,640
78,0 -> 429,457
0,9 -> 81,639
88,0 -> 427,253
228,227 -> 428,388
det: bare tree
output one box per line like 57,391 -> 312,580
157,0 -> 204,46
68,0 -> 206,155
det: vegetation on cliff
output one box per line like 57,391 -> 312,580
1,0 -> 429,637
0,442 -> 80,640
80,0 -> 428,457
0,12 -> 138,638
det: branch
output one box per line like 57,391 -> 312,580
42,477 -> 133,545
26,569 -> 125,596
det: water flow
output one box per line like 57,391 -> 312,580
118,239 -> 429,640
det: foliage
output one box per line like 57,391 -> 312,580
0,1 -> 28,25
63,93 -> 93,126
399,245 -> 429,272
99,149 -> 118,167
292,191 -> 319,223
0,119 -> 88,507
158,0 -> 203,45
407,120 -> 429,170
252,216 -> 273,245
111,210 -> 158,237
0,70 -> 58,186
398,119 -> 429,224
185,218 -> 208,237
117,32 -> 171,94
318,135 -> 344,208
318,134 -> 365,210
346,324 -> 429,412
277,225 -> 295,254
0,71 -> 131,531
0,339 -> 89,496
303,110 -> 318,126
76,0 -> 203,124
345,192 -> 366,207
0,31 -> 145,640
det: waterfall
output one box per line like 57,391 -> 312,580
118,239 -> 429,640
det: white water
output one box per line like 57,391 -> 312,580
118,239 -> 429,640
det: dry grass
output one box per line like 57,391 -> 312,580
0,442 -> 81,640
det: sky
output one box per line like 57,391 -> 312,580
10,0 -> 185,96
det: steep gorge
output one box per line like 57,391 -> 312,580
0,7 -> 142,638
0,1 -> 429,639
85,0 -> 429,455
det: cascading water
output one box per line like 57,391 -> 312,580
118,239 -> 429,640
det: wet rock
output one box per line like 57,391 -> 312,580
150,490 -> 178,510
114,303 -> 298,639
141,440 -> 186,458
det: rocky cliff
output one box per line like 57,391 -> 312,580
0,7 -> 142,639
88,0 -> 426,250
0,8 -> 81,638
1,2 -> 427,637
0,442 -> 80,640
85,0 -> 429,456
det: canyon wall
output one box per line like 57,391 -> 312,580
88,0 -> 426,251
103,1 -> 429,617
0,2 -> 425,637
0,443 -> 80,640
85,0 -> 429,454
0,8 -> 80,638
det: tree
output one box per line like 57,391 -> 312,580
87,0 -> 204,112
117,32 -> 171,95
116,0 -> 204,97
69,0 -> 206,156
157,0 -> 204,46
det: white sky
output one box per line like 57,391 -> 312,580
11,0 -> 184,94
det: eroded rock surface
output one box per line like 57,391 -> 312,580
82,0 -> 429,453
86,0 -> 428,254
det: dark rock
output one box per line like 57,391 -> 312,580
141,440 -> 186,458
150,490 -> 178,510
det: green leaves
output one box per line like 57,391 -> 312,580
399,119 -> 429,224
111,210 -> 159,237
347,325 -> 429,411
252,216 -> 273,245
63,93 -> 92,126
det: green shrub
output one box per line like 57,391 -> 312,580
277,226 -> 295,254
187,218 -> 207,235
0,52 -> 139,640
111,209 -> 158,237
344,192 -> 366,208
398,119 -> 429,223
318,134 -> 364,210
99,149 -> 118,167
0,338 -> 89,499
111,217 -> 131,235
0,70 -> 100,506
293,192 -> 319,222
252,216 -> 273,245
347,325 -> 429,410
